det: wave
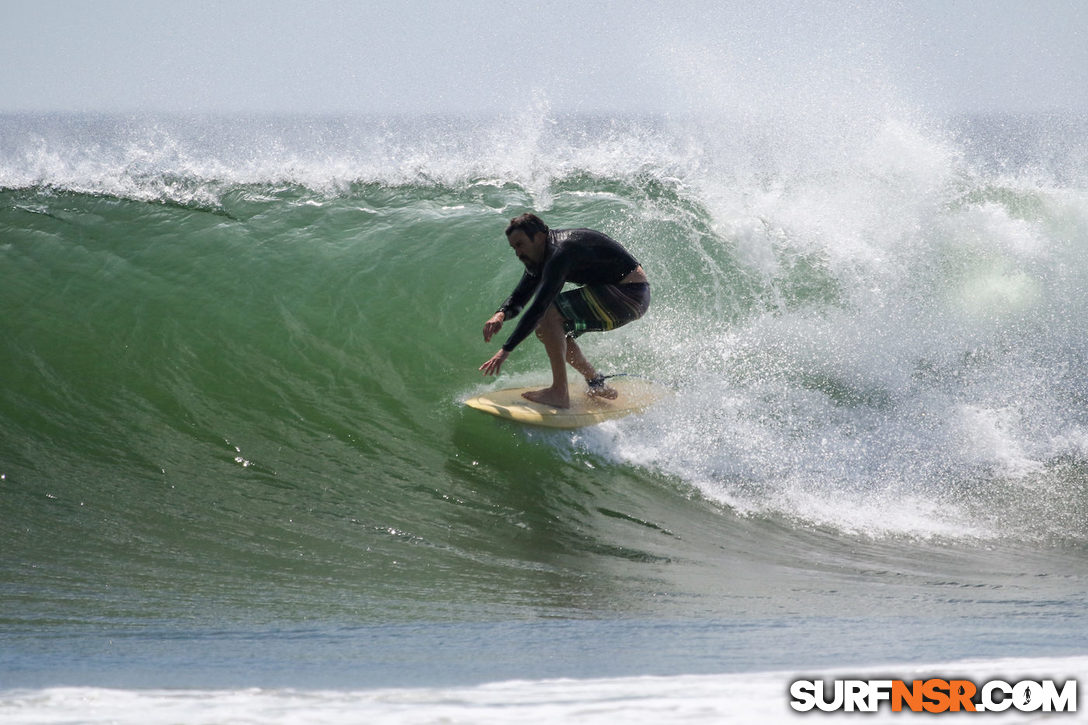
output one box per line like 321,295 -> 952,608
3,112 -> 1088,621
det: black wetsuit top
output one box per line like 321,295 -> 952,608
498,228 -> 640,352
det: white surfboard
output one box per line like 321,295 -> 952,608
464,376 -> 670,429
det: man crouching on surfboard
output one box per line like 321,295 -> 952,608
479,213 -> 650,408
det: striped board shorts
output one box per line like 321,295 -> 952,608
554,283 -> 650,338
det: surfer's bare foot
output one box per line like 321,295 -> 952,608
522,387 -> 570,408
587,384 -> 618,400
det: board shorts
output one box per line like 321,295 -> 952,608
554,283 -> 650,338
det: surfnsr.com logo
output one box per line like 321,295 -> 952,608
789,678 -> 1077,713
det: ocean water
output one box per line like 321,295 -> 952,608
2,110 -> 1087,722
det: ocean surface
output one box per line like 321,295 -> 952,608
2,110 -> 1087,722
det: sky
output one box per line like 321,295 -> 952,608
2,0 -> 1087,116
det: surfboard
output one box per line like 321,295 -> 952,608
464,376 -> 670,429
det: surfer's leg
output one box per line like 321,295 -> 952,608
564,336 -> 596,379
553,283 -> 649,400
522,305 -> 571,408
565,338 -> 618,400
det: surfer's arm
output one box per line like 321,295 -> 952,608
497,270 -> 538,319
500,254 -> 571,352
485,270 -> 539,342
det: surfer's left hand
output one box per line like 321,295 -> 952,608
479,349 -> 509,376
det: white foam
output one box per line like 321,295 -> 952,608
4,655 -> 1084,724
571,114 -> 1088,543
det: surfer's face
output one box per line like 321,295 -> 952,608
507,230 -> 547,267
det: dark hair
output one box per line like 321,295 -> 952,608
505,213 -> 549,239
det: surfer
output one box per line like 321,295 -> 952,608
479,213 -> 650,408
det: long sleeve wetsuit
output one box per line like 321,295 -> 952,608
497,228 -> 640,352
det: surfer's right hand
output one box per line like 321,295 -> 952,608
483,312 -> 505,342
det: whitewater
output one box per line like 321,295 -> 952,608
2,108 -> 1087,722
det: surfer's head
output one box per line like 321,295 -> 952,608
505,213 -> 550,266
505,213 -> 549,240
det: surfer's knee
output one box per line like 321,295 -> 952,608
534,305 -> 564,339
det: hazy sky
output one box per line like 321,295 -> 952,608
3,0 -> 1086,115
